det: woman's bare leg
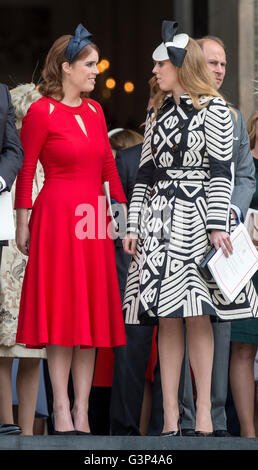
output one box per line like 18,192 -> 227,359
158,318 -> 185,433
230,342 -> 257,437
186,315 -> 214,433
71,346 -> 96,433
16,358 -> 40,435
0,358 -> 14,424
254,381 -> 258,437
46,345 -> 74,432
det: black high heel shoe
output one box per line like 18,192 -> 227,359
160,404 -> 184,437
195,431 -> 214,437
53,430 -> 77,435
76,431 -> 92,435
194,409 -> 214,436
160,420 -> 182,437
52,413 -> 77,435
160,430 -> 181,437
71,410 -> 92,435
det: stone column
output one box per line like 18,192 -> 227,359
209,0 -> 257,120
173,0 -> 194,35
208,0 -> 239,108
238,0 -> 256,120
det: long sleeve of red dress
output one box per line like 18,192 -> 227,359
15,99 -> 49,209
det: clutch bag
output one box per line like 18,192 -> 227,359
197,246 -> 217,281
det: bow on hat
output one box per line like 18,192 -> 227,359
162,21 -> 189,66
153,20 -> 189,67
65,24 -> 93,62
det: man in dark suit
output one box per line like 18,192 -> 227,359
0,83 -> 24,435
110,143 -> 163,436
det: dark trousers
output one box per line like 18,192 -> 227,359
110,324 -> 163,436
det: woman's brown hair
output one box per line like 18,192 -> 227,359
109,129 -> 143,152
38,35 -> 100,100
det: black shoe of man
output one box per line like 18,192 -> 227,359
181,428 -> 196,437
0,424 -> 22,435
213,430 -> 231,437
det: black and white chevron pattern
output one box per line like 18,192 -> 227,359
123,94 -> 258,324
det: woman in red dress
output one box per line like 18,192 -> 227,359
15,24 -> 127,435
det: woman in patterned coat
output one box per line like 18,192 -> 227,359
123,21 -> 258,436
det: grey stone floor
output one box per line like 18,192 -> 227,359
0,435 -> 258,450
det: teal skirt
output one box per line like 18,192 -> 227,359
231,271 -> 258,344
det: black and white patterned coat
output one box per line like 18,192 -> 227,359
123,94 -> 258,324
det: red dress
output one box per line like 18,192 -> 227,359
15,96 -> 127,349
92,329 -> 158,387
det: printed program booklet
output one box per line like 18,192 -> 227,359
208,222 -> 258,302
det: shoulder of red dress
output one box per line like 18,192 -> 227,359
27,96 -> 51,114
21,97 -> 52,130
84,98 -> 102,112
85,97 -> 100,106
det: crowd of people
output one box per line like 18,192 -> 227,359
0,20 -> 258,439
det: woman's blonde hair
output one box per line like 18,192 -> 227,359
109,129 -> 143,151
152,37 -> 226,116
10,83 -> 42,129
247,109 -> 258,150
38,35 -> 99,100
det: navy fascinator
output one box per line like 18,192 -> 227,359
64,24 -> 93,62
